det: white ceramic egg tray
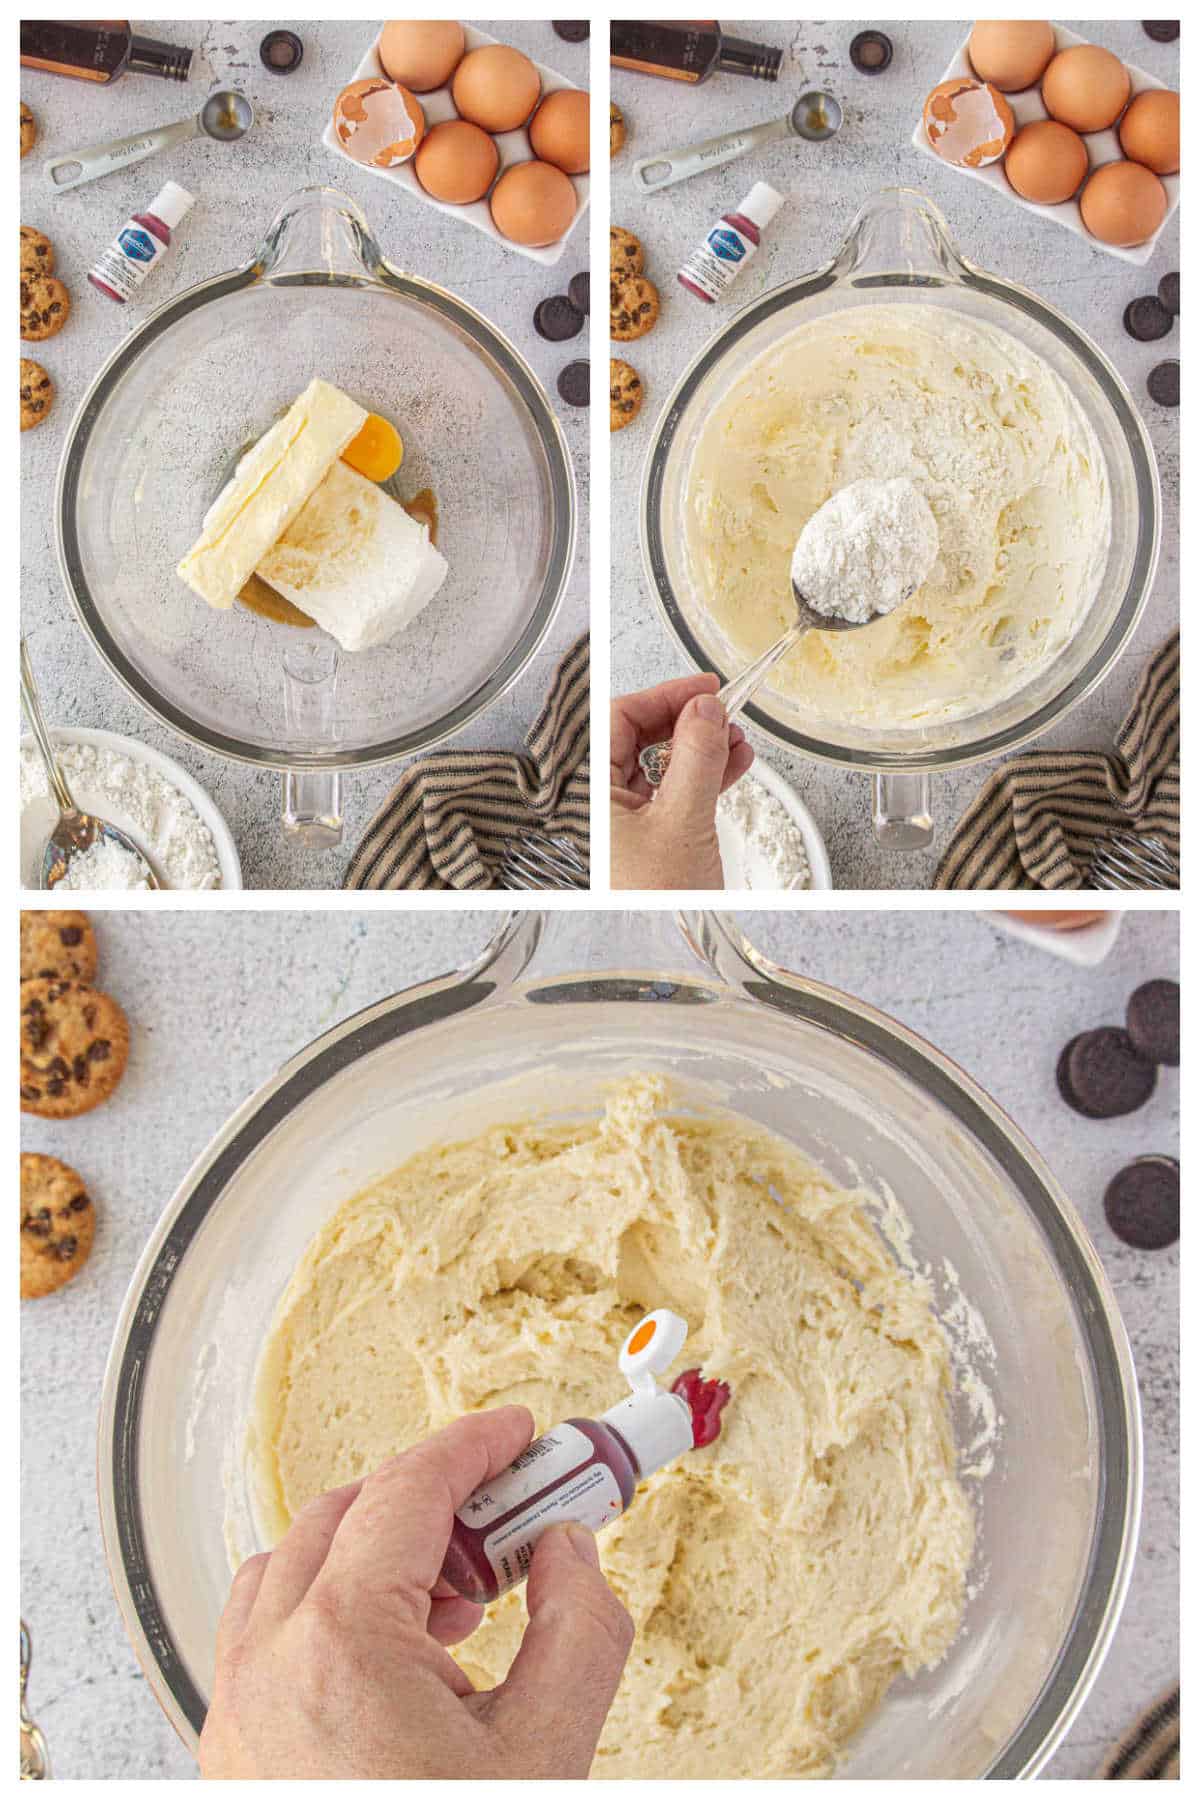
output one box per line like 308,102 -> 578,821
911,22 -> 1179,267
322,23 -> 589,267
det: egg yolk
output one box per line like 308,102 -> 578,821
342,413 -> 403,482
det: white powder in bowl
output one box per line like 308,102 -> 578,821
717,775 -> 812,890
21,741 -> 223,890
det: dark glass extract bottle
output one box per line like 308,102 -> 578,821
21,20 -> 193,83
610,19 -> 781,84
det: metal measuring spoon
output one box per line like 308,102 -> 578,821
44,89 -> 253,191
638,577 -> 889,787
20,639 -> 159,891
632,91 -> 842,194
20,1621 -> 49,1781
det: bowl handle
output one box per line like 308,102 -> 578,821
872,772 -> 934,850
280,640 -> 343,848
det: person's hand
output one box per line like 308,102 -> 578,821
611,674 -> 754,890
200,1409 -> 634,1779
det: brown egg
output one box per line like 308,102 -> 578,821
923,77 -> 1014,168
528,88 -> 590,175
1004,119 -> 1089,204
333,78 -> 425,168
414,118 -> 499,204
489,159 -> 577,246
1042,44 -> 1130,133
1119,88 -> 1179,176
1080,159 -> 1167,246
967,21 -> 1056,93
378,21 -> 465,93
452,44 -> 540,133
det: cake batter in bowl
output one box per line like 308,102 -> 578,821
641,190 -> 1159,846
98,912 -> 1139,1778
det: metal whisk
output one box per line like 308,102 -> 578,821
1089,832 -> 1178,890
497,832 -> 589,891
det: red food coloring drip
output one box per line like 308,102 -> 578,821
671,1368 -> 731,1448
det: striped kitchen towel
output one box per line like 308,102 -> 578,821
344,635 -> 589,890
1099,1685 -> 1179,1779
935,632 -> 1179,890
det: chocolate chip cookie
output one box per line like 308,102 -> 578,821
20,274 -> 70,342
21,911 -> 98,984
20,225 -> 54,279
610,225 -> 643,279
610,274 -> 659,341
20,358 -> 54,432
20,980 -> 129,1118
610,102 -> 626,157
20,103 -> 37,159
20,1153 -> 95,1298
610,358 -> 643,431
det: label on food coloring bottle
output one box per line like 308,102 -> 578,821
454,1424 -> 593,1525
90,227 -> 167,301
481,1462 -> 624,1594
679,222 -> 758,301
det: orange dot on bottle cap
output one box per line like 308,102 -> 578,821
627,1319 -> 656,1355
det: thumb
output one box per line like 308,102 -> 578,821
485,1525 -> 633,1775
657,693 -> 730,832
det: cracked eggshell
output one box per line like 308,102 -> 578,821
923,77 -> 1015,169
333,77 -> 425,170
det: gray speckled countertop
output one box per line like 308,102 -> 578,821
20,908 -> 1177,1778
610,20 -> 1179,890
20,21 -> 589,890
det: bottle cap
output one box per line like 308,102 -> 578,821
737,181 -> 785,232
149,181 -> 195,230
619,1309 -> 688,1394
601,1387 -> 694,1480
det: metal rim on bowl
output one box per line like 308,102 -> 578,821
97,912 -> 1140,1772
55,189 -> 577,772
640,190 -> 1161,775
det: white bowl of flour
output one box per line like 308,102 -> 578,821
717,760 -> 832,891
20,729 -> 241,891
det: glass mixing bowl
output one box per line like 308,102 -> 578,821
56,187 -> 575,846
641,189 -> 1160,848
98,912 -> 1139,1778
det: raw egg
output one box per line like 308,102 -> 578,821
1004,118 -> 1089,204
1079,159 -> 1167,246
1042,44 -> 1130,133
452,44 -> 540,133
414,118 -> 499,203
342,413 -> 404,483
528,88 -> 590,174
377,20 -> 465,92
967,20 -> 1056,93
333,77 -> 425,168
1119,88 -> 1179,176
489,159 -> 577,246
923,77 -> 1014,168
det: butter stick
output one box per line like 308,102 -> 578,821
177,378 -> 367,610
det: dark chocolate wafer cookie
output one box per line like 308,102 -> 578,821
20,979 -> 129,1118
1104,1155 -> 1179,1250
20,911 -> 98,984
1125,979 -> 1179,1066
21,1152 -> 95,1297
1060,1026 -> 1156,1119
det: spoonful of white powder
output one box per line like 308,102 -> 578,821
639,476 -> 939,787
791,476 -> 939,624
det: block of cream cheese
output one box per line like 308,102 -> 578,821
256,461 -> 449,653
177,379 -> 367,610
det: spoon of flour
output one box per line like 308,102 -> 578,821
639,476 -> 938,786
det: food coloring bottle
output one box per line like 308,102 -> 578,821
678,181 -> 784,304
441,1310 -> 726,1603
88,181 -> 194,305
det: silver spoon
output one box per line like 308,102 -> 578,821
44,89 -> 253,191
20,639 -> 159,891
632,90 -> 842,194
638,579 -> 888,787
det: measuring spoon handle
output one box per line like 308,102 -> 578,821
638,618 -> 810,787
632,116 -> 790,193
44,116 -> 198,191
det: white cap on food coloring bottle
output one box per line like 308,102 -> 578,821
601,1309 -> 693,1479
148,181 -> 196,229
737,181 -> 785,232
